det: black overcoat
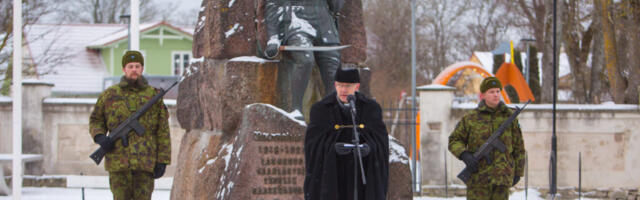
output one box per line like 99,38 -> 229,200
304,92 -> 389,200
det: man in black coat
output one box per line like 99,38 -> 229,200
304,67 -> 389,200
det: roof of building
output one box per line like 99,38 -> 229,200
25,24 -> 123,94
87,21 -> 194,49
24,22 -> 194,94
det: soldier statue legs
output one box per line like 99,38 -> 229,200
109,170 -> 155,200
285,33 -> 340,113
466,184 -> 509,200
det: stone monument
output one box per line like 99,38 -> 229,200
170,0 -> 411,199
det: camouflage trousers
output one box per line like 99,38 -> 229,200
108,170 -> 154,200
466,184 -> 509,200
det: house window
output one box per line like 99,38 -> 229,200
172,51 -> 192,76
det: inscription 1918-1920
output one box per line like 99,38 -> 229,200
252,131 -> 305,196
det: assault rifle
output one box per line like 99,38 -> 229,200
89,80 -> 179,165
457,100 -> 531,183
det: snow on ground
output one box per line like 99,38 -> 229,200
0,187 -> 603,200
0,187 -> 170,200
414,189 -> 601,200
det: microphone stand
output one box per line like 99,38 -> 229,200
349,97 -> 367,200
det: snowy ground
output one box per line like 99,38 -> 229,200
0,177 -> 598,200
0,188 -> 600,200
0,187 -> 170,200
415,189 -> 600,200
415,189 -> 542,200
0,175 -> 173,200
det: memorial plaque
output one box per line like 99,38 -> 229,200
210,103 -> 306,200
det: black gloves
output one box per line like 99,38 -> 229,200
513,176 -> 521,186
153,163 -> 167,179
93,134 -> 113,152
265,43 -> 279,59
460,151 -> 479,173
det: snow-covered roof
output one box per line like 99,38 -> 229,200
472,52 -> 494,73
417,84 -> 456,91
24,22 -> 193,94
87,21 -> 194,48
25,24 -> 124,94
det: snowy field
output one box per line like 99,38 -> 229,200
0,188 -> 600,200
0,187 -> 170,200
415,189 -> 600,200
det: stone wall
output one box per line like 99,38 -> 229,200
0,82 -> 184,177
419,84 -> 640,191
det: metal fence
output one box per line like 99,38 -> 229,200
380,95 -> 418,156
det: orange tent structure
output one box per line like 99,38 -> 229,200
495,62 -> 535,103
432,61 -> 535,104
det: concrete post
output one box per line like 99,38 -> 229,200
417,84 -> 456,186
21,80 -> 53,175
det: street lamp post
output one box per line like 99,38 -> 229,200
550,0 -> 558,198
520,38 -> 536,84
120,15 -> 131,50
410,0 -> 419,195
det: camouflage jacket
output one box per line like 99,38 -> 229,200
89,76 -> 171,173
448,101 -> 525,186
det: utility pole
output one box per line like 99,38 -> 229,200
520,38 -> 536,83
130,0 -> 140,50
550,0 -> 558,198
410,0 -> 419,195
120,15 -> 131,50
12,0 -> 24,198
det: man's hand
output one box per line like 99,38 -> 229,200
265,43 -> 279,59
153,163 -> 167,179
93,134 -> 113,152
460,151 -> 479,173
513,176 -> 521,186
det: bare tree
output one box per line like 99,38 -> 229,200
155,2 -> 199,26
619,1 -> 640,104
363,0 -> 412,100
0,0 -> 60,95
561,0 -> 592,103
595,0 -> 626,103
505,0 -> 563,103
416,0 -> 472,81
55,0 -> 159,24
589,10 -> 605,104
464,0 -> 513,52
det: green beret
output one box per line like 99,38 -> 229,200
480,77 -> 502,93
122,50 -> 144,67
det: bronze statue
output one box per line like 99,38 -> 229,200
264,0 -> 345,114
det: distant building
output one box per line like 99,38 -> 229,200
24,21 -> 193,98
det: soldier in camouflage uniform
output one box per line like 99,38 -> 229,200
89,51 -> 171,200
448,77 -> 526,200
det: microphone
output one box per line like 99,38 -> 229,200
347,95 -> 356,114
